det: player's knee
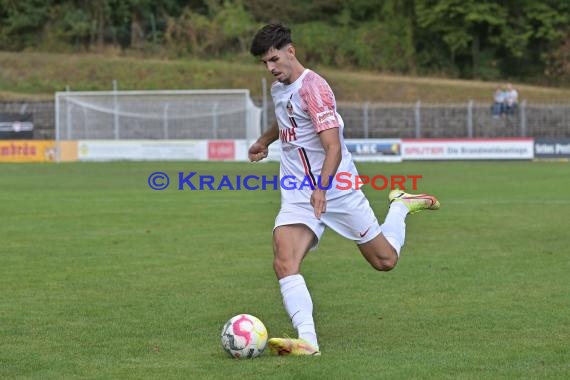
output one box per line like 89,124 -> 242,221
370,255 -> 397,272
273,256 -> 299,278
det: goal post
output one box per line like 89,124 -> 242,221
55,89 -> 261,160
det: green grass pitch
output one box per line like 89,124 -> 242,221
1,161 -> 569,379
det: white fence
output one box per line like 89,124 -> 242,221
336,101 -> 570,138
3,98 -> 570,140
257,100 -> 570,139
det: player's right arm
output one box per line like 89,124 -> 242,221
249,120 -> 279,162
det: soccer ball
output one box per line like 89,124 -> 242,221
221,314 -> 268,359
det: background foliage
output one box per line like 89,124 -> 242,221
0,0 -> 569,85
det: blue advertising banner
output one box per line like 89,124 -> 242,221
345,139 -> 402,162
534,138 -> 570,159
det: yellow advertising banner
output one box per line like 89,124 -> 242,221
0,140 -> 77,163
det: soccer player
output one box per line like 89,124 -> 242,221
248,23 -> 440,356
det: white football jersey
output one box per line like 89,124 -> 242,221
271,69 -> 359,203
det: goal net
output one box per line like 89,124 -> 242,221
55,89 -> 261,141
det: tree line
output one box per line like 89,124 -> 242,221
0,0 -> 568,85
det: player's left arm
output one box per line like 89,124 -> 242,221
312,127 -> 341,219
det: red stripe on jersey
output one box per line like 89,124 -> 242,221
298,148 -> 310,178
298,148 -> 316,186
289,116 -> 298,129
298,149 -> 314,186
288,117 -> 298,141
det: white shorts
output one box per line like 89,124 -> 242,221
274,190 -> 382,249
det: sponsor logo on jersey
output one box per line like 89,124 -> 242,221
316,109 -> 335,125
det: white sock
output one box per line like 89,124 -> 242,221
279,274 -> 319,349
380,202 -> 408,256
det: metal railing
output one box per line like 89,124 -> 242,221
2,100 -> 570,139
336,101 -> 570,139
259,100 -> 570,139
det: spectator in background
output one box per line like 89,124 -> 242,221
492,86 -> 506,118
505,83 -> 519,115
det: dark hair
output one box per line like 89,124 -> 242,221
250,23 -> 292,57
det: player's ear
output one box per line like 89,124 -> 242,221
286,44 -> 295,58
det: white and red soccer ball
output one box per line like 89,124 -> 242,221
221,314 -> 268,359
